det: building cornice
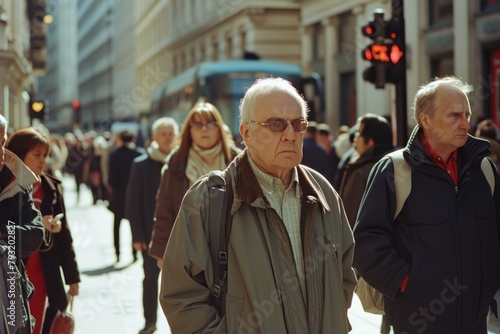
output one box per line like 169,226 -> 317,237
302,0 -> 380,26
166,2 -> 300,49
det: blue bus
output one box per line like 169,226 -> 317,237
149,59 -> 323,137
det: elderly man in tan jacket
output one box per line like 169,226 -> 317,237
160,77 -> 356,333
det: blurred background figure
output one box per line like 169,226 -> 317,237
7,127 -> 80,334
125,117 -> 179,334
333,124 -> 359,191
64,131 -> 92,204
301,121 -> 327,176
339,114 -> 394,227
315,122 -> 333,153
475,118 -> 500,170
149,102 -> 241,269
89,135 -> 109,204
316,122 -> 339,184
45,133 -> 68,179
108,130 -> 146,263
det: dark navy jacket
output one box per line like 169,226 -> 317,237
354,126 -> 500,333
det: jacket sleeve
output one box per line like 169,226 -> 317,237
55,189 -> 80,285
125,162 -> 146,243
352,158 -> 411,300
337,197 -> 357,307
149,166 -> 177,259
17,188 -> 44,259
160,178 -> 226,333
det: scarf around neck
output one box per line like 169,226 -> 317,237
147,141 -> 169,163
185,142 -> 226,185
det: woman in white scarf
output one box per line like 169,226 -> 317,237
149,102 -> 240,268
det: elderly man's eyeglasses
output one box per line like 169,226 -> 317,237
190,121 -> 218,130
251,118 -> 308,133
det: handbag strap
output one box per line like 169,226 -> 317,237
64,295 -> 74,315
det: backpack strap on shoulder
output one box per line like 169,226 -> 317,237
481,157 -> 495,196
207,170 -> 233,316
386,149 -> 412,220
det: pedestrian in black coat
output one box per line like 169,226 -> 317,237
108,130 -> 146,262
125,117 -> 178,334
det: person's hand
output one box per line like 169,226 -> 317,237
42,215 -> 53,230
133,242 -> 148,251
68,283 -> 79,296
43,215 -> 62,233
156,257 -> 163,270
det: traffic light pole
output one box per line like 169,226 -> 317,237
392,0 -> 408,148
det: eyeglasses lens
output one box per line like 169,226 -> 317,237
191,121 -> 217,130
269,118 -> 307,132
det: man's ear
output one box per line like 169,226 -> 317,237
420,112 -> 432,129
240,123 -> 250,146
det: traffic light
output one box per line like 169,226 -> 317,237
29,100 -> 46,121
72,99 -> 81,123
361,10 -> 405,88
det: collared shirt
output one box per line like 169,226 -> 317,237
420,132 -> 459,185
247,154 -> 305,292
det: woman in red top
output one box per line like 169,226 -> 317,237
7,127 -> 80,334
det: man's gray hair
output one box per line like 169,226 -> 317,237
0,114 -> 7,129
152,117 -> 179,136
412,76 -> 473,127
239,77 -> 308,126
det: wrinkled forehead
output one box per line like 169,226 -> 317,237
254,91 -> 304,119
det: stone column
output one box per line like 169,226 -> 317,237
322,16 -> 340,127
453,0 -> 469,80
300,25 -> 313,76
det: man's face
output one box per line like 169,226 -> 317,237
241,92 -> 305,178
353,122 -> 371,155
421,87 -> 471,157
153,124 -> 176,154
0,128 -> 5,172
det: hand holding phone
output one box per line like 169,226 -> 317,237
50,213 -> 64,233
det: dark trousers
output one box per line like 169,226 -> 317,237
41,304 -> 58,334
142,250 -> 161,325
113,215 -> 136,259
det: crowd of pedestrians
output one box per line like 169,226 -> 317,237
2,75 -> 500,334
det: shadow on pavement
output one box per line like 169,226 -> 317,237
81,262 -> 135,276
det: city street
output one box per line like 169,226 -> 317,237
63,174 -> 500,334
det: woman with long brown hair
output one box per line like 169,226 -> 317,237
149,102 -> 240,271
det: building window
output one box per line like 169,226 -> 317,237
430,55 -> 454,77
481,0 -> 500,11
429,0 -> 453,27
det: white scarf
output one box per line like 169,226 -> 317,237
147,141 -> 169,163
185,143 -> 226,185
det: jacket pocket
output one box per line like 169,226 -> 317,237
405,211 -> 454,258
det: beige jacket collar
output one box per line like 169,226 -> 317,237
0,149 -> 38,201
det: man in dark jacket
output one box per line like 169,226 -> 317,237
108,130 -> 145,263
125,117 -> 178,334
353,76 -> 500,333
339,113 -> 394,227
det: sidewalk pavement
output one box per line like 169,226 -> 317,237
63,177 -> 170,334
61,175 -> 500,334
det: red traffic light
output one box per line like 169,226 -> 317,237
72,99 -> 80,109
389,44 -> 403,64
362,43 -> 403,64
362,24 -> 375,38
